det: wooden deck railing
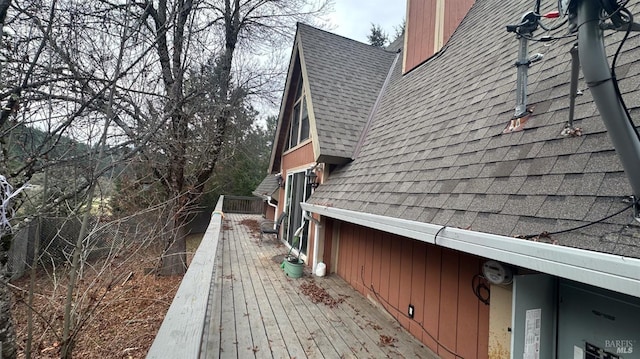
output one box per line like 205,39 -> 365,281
147,196 -> 225,358
222,195 -> 263,214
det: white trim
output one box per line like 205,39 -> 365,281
434,0 -> 446,53
301,203 -> 640,298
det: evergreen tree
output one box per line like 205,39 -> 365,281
368,24 -> 388,47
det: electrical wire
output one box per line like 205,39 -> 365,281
518,0 -> 639,241
518,31 -> 576,42
521,198 -> 638,239
599,0 -> 632,22
359,267 -> 465,359
434,225 -> 446,245
537,17 -> 569,32
472,274 -> 491,305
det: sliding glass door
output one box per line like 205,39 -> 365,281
284,171 -> 311,255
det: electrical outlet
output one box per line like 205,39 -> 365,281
408,304 -> 414,318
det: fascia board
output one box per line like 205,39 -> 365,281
268,35 -> 302,173
295,41 -> 321,162
301,202 -> 640,297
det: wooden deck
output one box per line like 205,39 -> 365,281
201,213 -> 440,359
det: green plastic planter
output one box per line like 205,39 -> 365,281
283,257 -> 304,278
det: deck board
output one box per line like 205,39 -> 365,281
219,228 -> 239,357
202,214 -> 440,359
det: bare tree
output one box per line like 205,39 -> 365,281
0,1 -> 162,356
125,0 -> 331,275
0,0 -> 330,355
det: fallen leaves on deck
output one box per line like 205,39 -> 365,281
378,334 -> 397,347
240,218 -> 261,237
299,280 -> 344,308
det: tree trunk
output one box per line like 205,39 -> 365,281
159,209 -> 189,276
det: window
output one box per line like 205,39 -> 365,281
287,76 -> 310,150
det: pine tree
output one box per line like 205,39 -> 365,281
367,24 -> 388,47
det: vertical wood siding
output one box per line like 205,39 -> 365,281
405,0 -> 437,72
404,0 -> 475,73
265,205 -> 275,221
444,0 -> 475,47
335,221 -> 489,359
281,142 -> 315,175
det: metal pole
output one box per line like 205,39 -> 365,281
578,0 -> 640,197
515,36 -> 529,118
568,43 -> 580,127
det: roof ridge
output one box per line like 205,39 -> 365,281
352,52 -> 401,159
296,22 -> 398,54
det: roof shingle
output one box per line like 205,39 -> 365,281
304,1 -> 640,258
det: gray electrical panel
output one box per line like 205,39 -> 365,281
558,280 -> 640,359
511,274 -> 557,359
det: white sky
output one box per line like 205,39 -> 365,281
323,0 -> 407,44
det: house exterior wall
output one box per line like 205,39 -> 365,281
488,285 -> 512,359
334,220 -> 490,358
264,204 -> 275,220
403,0 -> 474,73
280,141 -> 315,178
279,141 -> 317,263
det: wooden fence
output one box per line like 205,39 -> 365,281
222,195 -> 263,214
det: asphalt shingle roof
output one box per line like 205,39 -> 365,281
297,23 -> 397,162
252,175 -> 279,200
308,0 -> 640,258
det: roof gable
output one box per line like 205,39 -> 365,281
298,23 -> 397,162
269,23 -> 397,172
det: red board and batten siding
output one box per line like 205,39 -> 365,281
334,220 -> 489,359
281,141 -> 315,176
404,0 -> 475,73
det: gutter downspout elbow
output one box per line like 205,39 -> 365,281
267,196 -> 278,228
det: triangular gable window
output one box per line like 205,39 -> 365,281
286,75 -> 309,150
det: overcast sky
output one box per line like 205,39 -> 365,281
322,0 -> 406,44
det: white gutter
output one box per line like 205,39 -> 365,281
301,203 -> 640,298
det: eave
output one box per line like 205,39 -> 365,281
301,202 -> 640,298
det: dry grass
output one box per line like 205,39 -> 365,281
9,242 -> 182,358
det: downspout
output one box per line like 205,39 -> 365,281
266,196 -> 278,227
292,211 -> 322,263
577,1 -> 640,210
304,211 -> 322,273
312,221 -> 321,273
293,219 -> 306,255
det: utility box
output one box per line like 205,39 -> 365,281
511,274 -> 557,359
511,274 -> 640,358
558,281 -> 640,359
